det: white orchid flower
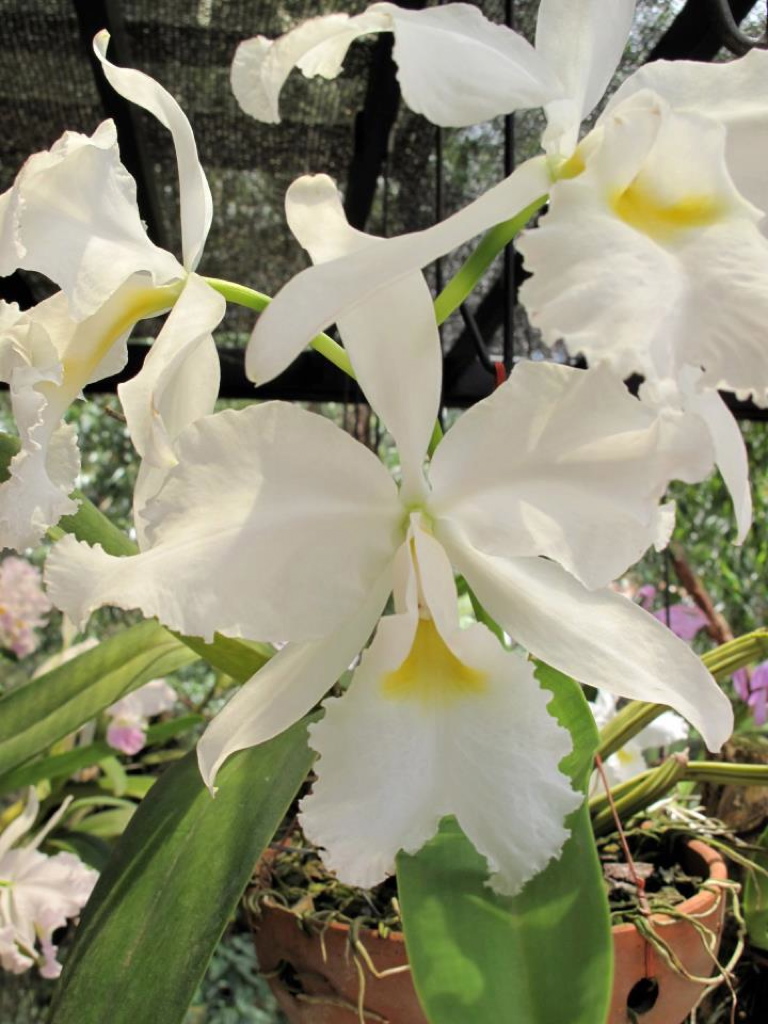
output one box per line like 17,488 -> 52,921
0,790 -> 97,978
589,690 -> 689,793
235,0 -> 767,542
45,184 -> 731,894
105,678 -> 177,756
0,32 -> 224,550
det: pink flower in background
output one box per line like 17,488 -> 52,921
632,583 -> 709,642
732,667 -> 750,702
654,603 -> 709,642
0,556 -> 52,657
106,678 -> 177,755
734,662 -> 768,726
0,790 -> 97,978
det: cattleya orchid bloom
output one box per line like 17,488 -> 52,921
0,556 -> 51,658
45,179 -> 732,895
734,662 -> 768,726
235,0 -> 768,542
105,678 -> 177,756
589,691 -> 689,792
0,31 -> 224,550
0,790 -> 97,978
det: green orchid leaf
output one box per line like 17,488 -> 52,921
68,806 -> 137,839
0,715 -> 202,797
178,634 -> 273,684
744,824 -> 768,951
97,755 -> 128,796
48,718 -> 314,1024
397,662 -> 612,1024
0,620 -> 197,779
47,833 -> 114,872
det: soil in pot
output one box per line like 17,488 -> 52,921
247,828 -> 729,1024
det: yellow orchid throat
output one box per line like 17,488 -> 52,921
382,617 -> 488,705
610,182 -> 726,243
58,280 -> 184,398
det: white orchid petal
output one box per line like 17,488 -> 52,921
609,49 -> 768,214
119,274 -> 224,469
231,10 -> 391,124
285,174 -> 439,499
94,31 -> 212,271
445,542 -> 733,753
302,529 -> 579,896
536,0 -> 635,152
0,425 -> 79,552
0,303 -> 79,550
45,402 -> 402,642
683,222 -> 768,403
0,788 -> 97,978
0,791 -> 39,862
231,4 -> 558,129
0,847 -> 97,978
687,389 -> 752,544
0,121 -> 180,319
0,187 -> 21,275
429,362 -> 712,590
0,276 -> 179,551
198,568 -> 391,791
108,678 -> 177,720
520,98 -> 768,400
379,1 -> 560,127
247,156 -> 549,386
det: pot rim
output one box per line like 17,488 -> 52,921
253,836 -> 728,943
610,837 -> 728,936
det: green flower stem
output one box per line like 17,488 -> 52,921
684,761 -> 768,786
703,629 -> 768,680
203,277 -> 354,378
590,754 -> 689,837
432,195 -> 548,326
589,759 -> 768,837
597,630 -> 768,760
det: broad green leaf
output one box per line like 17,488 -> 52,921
744,824 -> 768,951
179,634 -> 273,684
0,620 -> 196,778
0,715 -> 202,797
397,663 -> 612,1024
70,806 -> 136,838
48,833 -> 114,872
99,755 -> 128,796
48,718 -> 315,1024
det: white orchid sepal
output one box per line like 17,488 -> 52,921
231,0 -> 635,156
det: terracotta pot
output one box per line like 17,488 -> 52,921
250,839 -> 727,1024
